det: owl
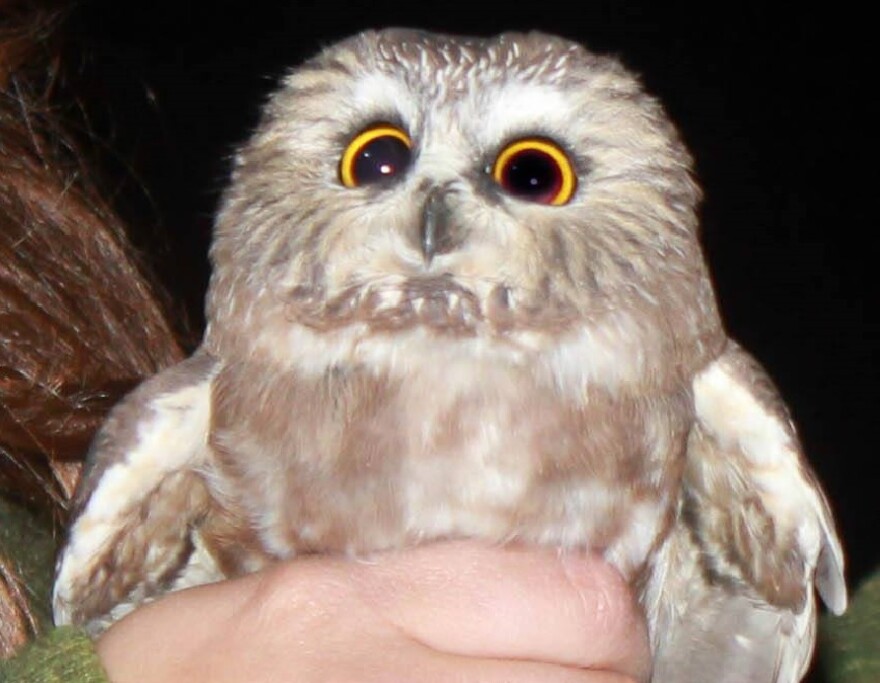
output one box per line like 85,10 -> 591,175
53,29 -> 846,681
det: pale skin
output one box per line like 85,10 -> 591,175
97,541 -> 650,683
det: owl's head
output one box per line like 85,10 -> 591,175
206,30 -> 721,377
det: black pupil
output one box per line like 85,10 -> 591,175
353,135 -> 411,184
502,149 -> 562,201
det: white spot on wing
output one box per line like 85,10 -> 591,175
694,362 -> 791,463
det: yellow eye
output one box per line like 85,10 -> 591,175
339,124 -> 413,188
492,138 -> 577,206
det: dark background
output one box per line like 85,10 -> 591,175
68,0 -> 876,608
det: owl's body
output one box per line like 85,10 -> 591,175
53,30 -> 845,682
207,328 -> 694,572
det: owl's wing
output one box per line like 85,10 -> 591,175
649,341 -> 846,683
53,351 -> 220,634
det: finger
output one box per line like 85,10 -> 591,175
382,647 -> 643,683
308,629 -> 644,683
351,541 -> 650,681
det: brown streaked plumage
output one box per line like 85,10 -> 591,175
53,29 -> 846,681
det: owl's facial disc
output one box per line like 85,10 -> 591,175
208,29 -> 709,348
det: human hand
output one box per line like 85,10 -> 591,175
97,541 -> 650,682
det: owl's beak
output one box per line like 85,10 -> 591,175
420,188 -> 454,264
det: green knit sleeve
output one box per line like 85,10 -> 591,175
0,626 -> 109,683
820,568 -> 880,683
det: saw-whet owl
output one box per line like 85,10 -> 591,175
53,29 -> 846,682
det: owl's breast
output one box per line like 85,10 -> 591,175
207,351 -> 692,579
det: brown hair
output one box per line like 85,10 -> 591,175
1,1 -> 184,655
